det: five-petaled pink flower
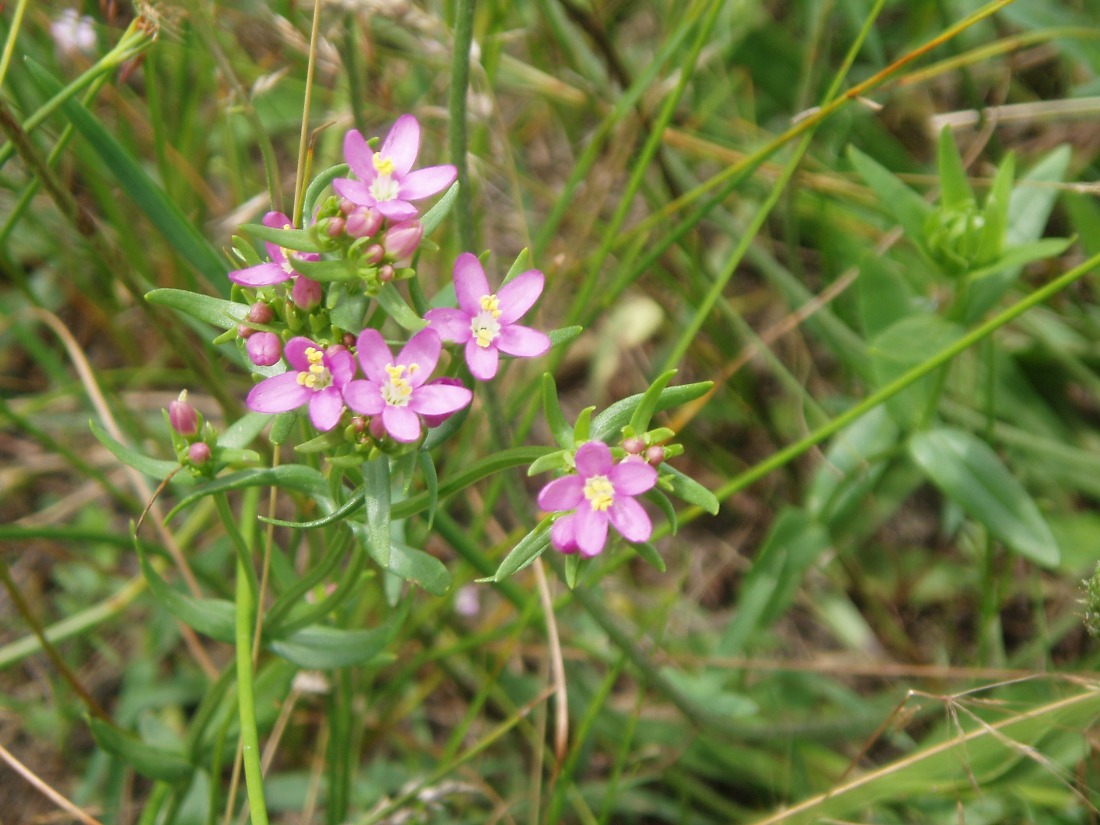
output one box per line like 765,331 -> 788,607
229,211 -> 320,287
334,116 -> 457,222
246,337 -> 355,432
343,328 -> 472,443
538,442 -> 657,558
425,253 -> 550,381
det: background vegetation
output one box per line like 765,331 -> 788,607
2,0 -> 1100,822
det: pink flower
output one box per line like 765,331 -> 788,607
246,337 -> 355,431
246,332 -> 282,367
342,328 -> 472,443
229,211 -> 320,287
168,391 -> 199,436
333,116 -> 457,221
424,253 -> 550,381
537,442 -> 657,558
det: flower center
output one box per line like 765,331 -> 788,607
470,294 -> 503,348
381,362 -> 419,406
373,154 -> 395,176
370,174 -> 399,203
583,475 -> 615,512
296,347 -> 332,391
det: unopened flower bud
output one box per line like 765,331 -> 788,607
325,217 -> 345,238
248,302 -> 273,325
346,206 -> 383,238
237,323 -> 255,339
622,436 -> 645,455
188,442 -> 212,465
379,264 -> 395,283
291,276 -> 323,311
168,391 -> 199,436
342,333 -> 356,348
247,332 -> 282,366
645,445 -> 665,466
383,220 -> 423,263
339,198 -> 356,215
362,243 -> 384,265
369,416 -> 387,440
421,378 -> 466,428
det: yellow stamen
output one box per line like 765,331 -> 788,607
583,476 -> 615,512
373,154 -> 395,176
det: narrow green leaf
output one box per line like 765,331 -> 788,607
387,541 -> 451,595
375,283 -> 429,332
164,465 -> 328,523
87,717 -> 193,783
503,248 -> 531,285
869,315 -> 965,431
573,406 -> 595,443
631,540 -> 666,573
363,457 -> 391,568
417,451 -> 438,530
848,145 -> 932,248
287,256 -> 359,282
564,553 -> 581,589
239,223 -> 325,253
908,427 -> 1059,566
976,152 -> 1015,263
590,381 -> 712,442
964,237 -> 1073,282
542,373 -> 574,448
25,59 -> 226,282
645,488 -> 678,536
629,369 -> 677,435
303,163 -> 349,221
548,326 -> 583,348
421,182 -> 459,237
146,288 -> 249,331
937,127 -> 973,210
662,465 -> 719,515
217,412 -> 271,450
90,421 -> 182,480
135,543 -> 236,643
269,623 -> 393,670
492,519 -> 553,581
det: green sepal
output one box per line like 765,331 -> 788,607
146,288 -> 249,331
268,411 -> 298,446
87,716 -> 194,783
295,429 -> 347,454
503,248 -> 531,285
975,152 -> 1015,263
490,518 -> 553,581
230,235 -> 264,268
542,373 -> 574,448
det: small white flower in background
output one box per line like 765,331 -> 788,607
50,9 -> 97,57
453,585 -> 480,618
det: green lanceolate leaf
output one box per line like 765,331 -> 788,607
975,152 -> 1015,263
164,465 -> 328,523
421,182 -> 459,237
661,464 -> 719,515
146,288 -> 249,331
417,451 -> 438,530
937,127 -> 974,210
376,283 -> 429,332
548,326 -> 583,348
239,223 -> 326,253
269,623 -> 395,670
302,163 -> 349,220
542,373 -> 574,448
908,427 -> 1059,567
503,248 -> 531,285
629,369 -> 677,436
564,553 -> 581,589
87,717 -> 193,783
90,421 -> 182,480
363,456 -> 391,568
492,518 -> 553,582
288,256 -> 359,282
869,315 -> 965,431
848,144 -> 932,248
388,541 -> 451,595
135,540 -> 236,642
631,540 -> 666,573
590,381 -> 712,442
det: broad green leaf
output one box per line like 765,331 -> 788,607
848,144 -> 932,248
363,457 -> 391,568
590,381 -> 713,442
869,315 -> 965,430
90,421 -> 182,480
908,427 -> 1059,566
492,519 -> 553,581
25,60 -> 227,283
88,717 -> 193,783
937,127 -> 973,210
542,373 -> 574,448
146,288 -> 249,331
269,623 -> 393,670
376,283 -> 429,332
164,465 -> 328,523
136,542 -> 236,643
717,508 -> 829,656
628,370 -> 677,435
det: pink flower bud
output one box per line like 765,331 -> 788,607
368,416 -> 387,440
622,436 -> 646,455
325,217 -> 346,238
346,206 -> 383,238
339,198 -> 355,214
188,442 -> 212,465
379,265 -> 395,283
362,244 -> 384,265
383,220 -> 423,263
248,302 -> 273,325
237,324 -> 255,339
421,377 -> 466,428
645,445 -> 665,466
168,391 -> 199,436
291,276 -> 322,311
247,332 -> 283,366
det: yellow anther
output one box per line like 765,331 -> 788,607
385,363 -> 406,380
373,154 -> 396,176
583,476 -> 615,512
479,293 -> 502,319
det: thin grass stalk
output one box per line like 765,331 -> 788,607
293,0 -> 324,225
449,0 -> 477,251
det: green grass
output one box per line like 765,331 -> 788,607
3,0 -> 1100,822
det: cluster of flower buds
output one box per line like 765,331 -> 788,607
166,391 -> 216,474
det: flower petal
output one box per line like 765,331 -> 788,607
355,329 -> 393,382
496,325 -> 550,359
497,270 -> 544,324
575,507 -> 609,558
342,379 -> 384,416
537,476 -> 585,511
284,337 -> 318,371
375,199 -> 419,221
247,373 -> 309,414
409,383 -> 472,416
309,388 -> 345,432
464,340 -> 499,381
380,114 -> 419,176
608,459 -> 658,496
382,405 -> 421,443
399,165 -> 457,201
262,210 -> 293,229
397,329 -> 441,385
333,178 -> 376,207
229,262 -> 292,287
453,253 -> 490,315
343,130 -> 376,181
607,496 -> 652,543
424,307 -> 473,344
575,441 -> 612,477
327,348 -> 356,387
551,514 -> 579,554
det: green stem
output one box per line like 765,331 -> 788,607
294,0 -> 324,225
448,0 -> 477,252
